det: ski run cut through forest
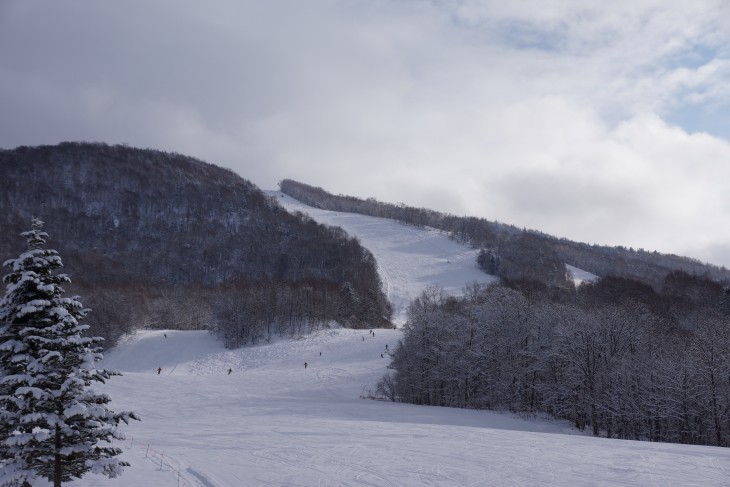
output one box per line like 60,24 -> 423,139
43,193 -> 729,486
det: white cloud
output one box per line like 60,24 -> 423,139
1,0 -> 730,266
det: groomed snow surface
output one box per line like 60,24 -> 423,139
50,194 -> 730,486
58,329 -> 730,487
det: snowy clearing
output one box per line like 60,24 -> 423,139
566,264 -> 599,286
53,328 -> 730,487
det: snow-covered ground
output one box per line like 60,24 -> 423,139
51,194 -> 730,486
268,191 -> 497,325
59,328 -> 730,487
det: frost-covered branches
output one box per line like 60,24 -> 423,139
387,278 -> 730,447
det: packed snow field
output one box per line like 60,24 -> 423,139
52,195 -> 730,486
60,329 -> 730,487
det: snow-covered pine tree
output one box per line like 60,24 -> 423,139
0,219 -> 139,487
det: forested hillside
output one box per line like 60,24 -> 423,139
382,275 -> 730,447
280,179 -> 730,287
0,143 -> 392,347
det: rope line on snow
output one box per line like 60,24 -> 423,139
120,436 -> 193,487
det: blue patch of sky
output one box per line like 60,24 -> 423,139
664,43 -> 722,71
665,102 -> 730,141
495,20 -> 567,52
661,43 -> 730,141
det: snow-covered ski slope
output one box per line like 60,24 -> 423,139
55,192 -> 730,486
566,264 -> 599,286
60,328 -> 730,487
268,191 -> 498,325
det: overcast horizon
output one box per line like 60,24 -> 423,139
2,1 -> 730,268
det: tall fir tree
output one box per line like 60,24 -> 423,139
0,219 -> 139,487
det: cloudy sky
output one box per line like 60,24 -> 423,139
2,1 -> 730,267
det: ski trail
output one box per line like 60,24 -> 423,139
268,191 -> 497,325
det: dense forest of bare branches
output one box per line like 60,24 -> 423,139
0,143 -> 392,347
380,273 -> 730,447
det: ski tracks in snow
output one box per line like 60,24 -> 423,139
121,438 -> 218,487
